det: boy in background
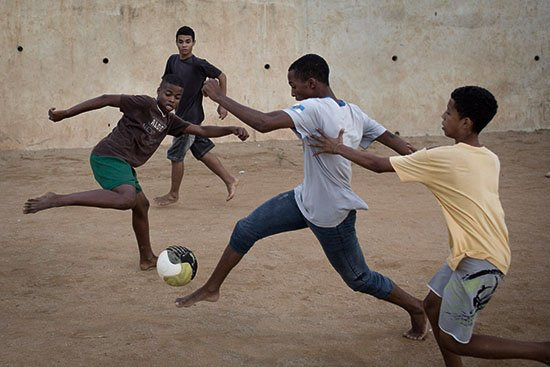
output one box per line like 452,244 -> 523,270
309,86 -> 550,365
23,74 -> 248,271
154,26 -> 238,206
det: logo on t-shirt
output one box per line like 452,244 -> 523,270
291,104 -> 305,112
143,118 -> 167,134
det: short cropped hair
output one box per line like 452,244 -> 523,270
161,74 -> 185,89
451,86 -> 498,133
176,26 -> 195,41
288,54 -> 330,86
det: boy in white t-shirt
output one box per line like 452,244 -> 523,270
175,54 -> 430,341
309,86 -> 550,365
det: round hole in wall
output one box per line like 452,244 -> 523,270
264,64 -> 270,70
103,57 -> 109,64
394,131 -> 400,136
392,55 -> 398,62
434,11 -> 438,16
17,46 -> 23,52
534,55 -> 540,61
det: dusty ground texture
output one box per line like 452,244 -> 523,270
1,130 -> 549,367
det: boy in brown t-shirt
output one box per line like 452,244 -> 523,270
23,74 -> 248,270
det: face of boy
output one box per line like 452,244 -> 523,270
441,98 -> 467,138
176,35 -> 195,60
157,83 -> 183,114
287,70 -> 315,101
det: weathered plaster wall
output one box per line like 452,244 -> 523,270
1,0 -> 548,150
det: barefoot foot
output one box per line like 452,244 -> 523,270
140,256 -> 158,271
154,193 -> 178,207
403,311 -> 429,341
23,192 -> 59,214
225,178 -> 239,202
175,286 -> 220,308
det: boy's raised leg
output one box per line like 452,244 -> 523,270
132,192 -> 157,270
23,185 -> 137,214
175,245 -> 243,307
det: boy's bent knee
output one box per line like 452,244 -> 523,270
229,218 -> 258,255
344,270 -> 393,299
439,332 -> 466,354
117,196 -> 136,210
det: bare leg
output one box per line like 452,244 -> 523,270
175,245 -> 243,308
132,192 -> 157,270
385,285 -> 429,341
154,160 -> 184,206
23,185 -> 137,214
445,334 -> 550,364
200,152 -> 239,201
424,291 -> 464,367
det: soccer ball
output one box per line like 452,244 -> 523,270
156,246 -> 198,286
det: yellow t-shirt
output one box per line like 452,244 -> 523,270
389,143 -> 511,273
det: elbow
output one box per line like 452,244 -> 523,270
371,165 -> 386,174
255,124 -> 271,133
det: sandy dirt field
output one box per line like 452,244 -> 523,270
1,130 -> 549,367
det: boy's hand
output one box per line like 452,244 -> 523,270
217,105 -> 228,120
48,108 -> 67,122
202,79 -> 223,101
406,142 -> 417,154
232,126 -> 249,141
308,128 -> 345,156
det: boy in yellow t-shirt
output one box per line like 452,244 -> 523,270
309,86 -> 549,366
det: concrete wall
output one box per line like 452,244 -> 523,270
1,0 -> 548,150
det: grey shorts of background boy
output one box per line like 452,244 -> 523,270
23,74 -> 249,271
309,86 -> 550,365
154,25 -> 237,207
174,54 -> 429,341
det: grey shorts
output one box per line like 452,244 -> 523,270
428,257 -> 503,344
166,134 -> 215,162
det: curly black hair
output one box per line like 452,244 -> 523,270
451,86 -> 498,133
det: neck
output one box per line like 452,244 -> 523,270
179,53 -> 193,61
317,86 -> 338,101
455,132 -> 481,147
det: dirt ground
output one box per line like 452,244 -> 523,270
1,130 -> 549,367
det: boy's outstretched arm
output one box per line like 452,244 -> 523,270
375,130 -> 416,155
185,124 -> 249,141
48,95 -> 122,122
202,79 -> 293,133
309,128 -> 395,173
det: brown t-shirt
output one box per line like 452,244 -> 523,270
92,95 -> 190,167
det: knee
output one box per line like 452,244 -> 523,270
116,195 -> 136,210
343,270 -> 392,299
229,218 -> 257,255
132,194 -> 149,213
438,332 -> 464,354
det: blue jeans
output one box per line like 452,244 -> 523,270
229,190 -> 395,299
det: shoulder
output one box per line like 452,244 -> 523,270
120,95 -> 155,111
286,98 -> 323,116
166,54 -> 179,62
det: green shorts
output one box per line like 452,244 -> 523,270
90,154 -> 142,193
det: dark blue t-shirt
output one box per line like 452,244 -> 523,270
164,54 -> 222,124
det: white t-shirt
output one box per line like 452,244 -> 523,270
283,97 -> 386,227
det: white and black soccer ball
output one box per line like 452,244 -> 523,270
156,246 -> 198,287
